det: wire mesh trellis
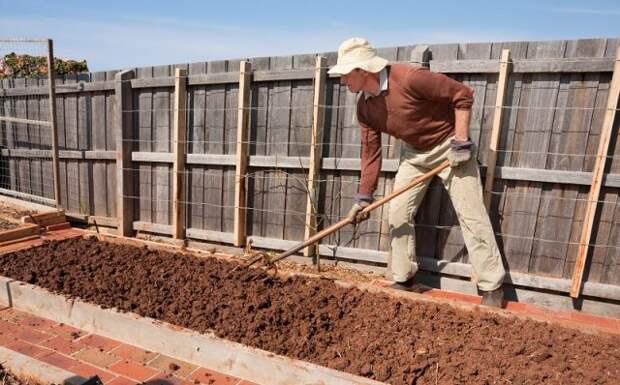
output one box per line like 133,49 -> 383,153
1,45 -> 619,288
0,39 -> 59,207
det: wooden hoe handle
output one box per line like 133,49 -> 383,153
268,160 -> 450,265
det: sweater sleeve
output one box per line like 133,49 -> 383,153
358,117 -> 382,199
406,67 -> 474,110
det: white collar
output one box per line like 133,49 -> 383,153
363,67 -> 388,100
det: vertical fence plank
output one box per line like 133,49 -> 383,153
234,61 -> 252,247
115,69 -> 135,236
303,56 -> 327,259
570,47 -> 620,297
483,49 -> 511,209
172,68 -> 188,239
46,39 -> 61,208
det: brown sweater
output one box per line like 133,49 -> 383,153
356,63 -> 474,199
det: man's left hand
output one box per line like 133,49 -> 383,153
447,139 -> 474,167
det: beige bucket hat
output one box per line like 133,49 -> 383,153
328,37 -> 389,75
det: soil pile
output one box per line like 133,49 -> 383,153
1,238 -> 619,385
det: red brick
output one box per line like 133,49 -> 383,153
110,344 -> 158,364
79,334 -> 122,352
107,376 -> 139,385
47,222 -> 71,231
16,328 -> 52,344
0,308 -> 28,323
5,340 -> 52,358
39,352 -> 81,370
40,335 -> 86,355
50,324 -> 86,341
143,373 -> 193,385
0,320 -> 20,336
16,316 -> 57,330
147,355 -> 197,377
188,368 -> 239,385
74,347 -> 122,368
108,360 -> 160,382
70,362 -> 117,383
0,332 -> 17,346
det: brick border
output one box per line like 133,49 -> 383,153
0,345 -> 87,385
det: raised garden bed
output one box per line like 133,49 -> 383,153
1,237 -> 619,385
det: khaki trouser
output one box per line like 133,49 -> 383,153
388,137 -> 506,292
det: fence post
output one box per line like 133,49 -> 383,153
115,69 -> 135,237
483,49 -> 512,209
233,61 -> 252,247
172,68 -> 188,239
570,46 -> 620,297
303,56 -> 327,263
46,39 -> 61,208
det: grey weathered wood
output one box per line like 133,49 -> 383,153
131,77 -> 174,89
172,68 -> 188,239
0,116 -> 52,126
203,60 -> 228,234
188,72 -> 239,86
91,71 -> 108,217
233,61 -> 252,246
135,66 -> 154,225
429,58 -> 614,73
571,47 -> 620,297
46,40 -> 61,208
530,40 -> 608,278
253,69 -> 314,82
133,220 -> 172,235
153,65 -> 172,226
186,227 -> 236,244
62,74 -> 81,214
409,45 -> 430,66
0,188 -> 56,206
187,61 -> 207,232
507,41 -> 566,274
115,69 -> 135,236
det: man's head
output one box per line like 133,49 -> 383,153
328,37 -> 388,93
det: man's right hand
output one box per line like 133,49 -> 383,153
346,201 -> 370,224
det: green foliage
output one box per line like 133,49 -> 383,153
0,53 -> 88,79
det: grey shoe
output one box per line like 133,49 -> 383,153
481,286 -> 504,308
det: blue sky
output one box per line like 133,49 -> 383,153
1,0 -> 619,71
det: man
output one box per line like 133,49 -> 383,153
328,37 -> 506,307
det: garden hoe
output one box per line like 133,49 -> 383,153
241,160 -> 450,273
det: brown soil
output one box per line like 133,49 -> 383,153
1,237 -> 619,385
0,365 -> 44,385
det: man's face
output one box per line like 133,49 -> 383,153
340,69 -> 365,93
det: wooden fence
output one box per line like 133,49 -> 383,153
1,38 -> 620,314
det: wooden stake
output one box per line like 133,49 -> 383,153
115,69 -> 135,237
46,39 -> 61,208
172,68 -> 188,239
233,61 -> 252,247
570,46 -> 620,298
484,49 -> 511,209
304,56 -> 327,261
